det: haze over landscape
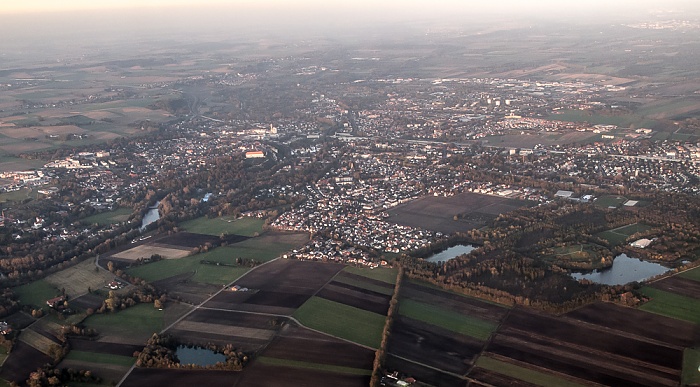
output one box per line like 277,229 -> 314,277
0,1 -> 699,386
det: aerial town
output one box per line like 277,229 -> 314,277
0,2 -> 699,386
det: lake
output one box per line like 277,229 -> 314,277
176,346 -> 226,366
140,201 -> 160,231
570,253 -> 670,285
424,244 -> 476,263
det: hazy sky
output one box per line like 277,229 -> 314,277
3,0 -> 699,15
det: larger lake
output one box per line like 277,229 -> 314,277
570,253 -> 670,285
425,244 -> 476,263
176,346 -> 226,366
140,201 -> 160,231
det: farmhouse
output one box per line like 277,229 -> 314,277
46,296 -> 65,308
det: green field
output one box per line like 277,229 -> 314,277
639,287 -> 700,325
596,223 -> 653,246
180,216 -> 264,237
679,266 -> 700,282
683,348 -> 700,386
13,280 -> 60,309
342,266 -> 398,285
594,195 -> 629,208
256,356 -> 372,376
398,299 -> 497,340
82,208 -> 133,226
334,275 -> 394,296
475,356 -> 586,387
65,350 -> 136,367
294,297 -> 386,349
83,303 -> 164,338
127,238 -> 290,283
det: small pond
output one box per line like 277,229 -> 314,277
140,201 -> 160,231
570,253 -> 670,285
176,345 -> 226,366
424,244 -> 476,263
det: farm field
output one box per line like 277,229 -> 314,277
650,275 -> 700,299
397,299 -> 497,340
83,303 -> 168,345
680,265 -> 700,281
483,307 -> 685,386
0,341 -> 52,384
596,222 -> 653,246
401,281 -> 508,323
639,287 -> 700,325
255,357 -> 371,376
179,216 -> 264,237
13,280 -> 60,310
204,259 -> 344,315
684,348 -> 700,386
333,271 -> 395,296
259,324 -> 375,371
44,258 -> 116,298
388,316 -> 485,375
317,281 -> 391,315
387,192 -> 529,234
473,356 -> 586,387
565,302 -> 700,347
111,244 -> 191,262
121,368 -> 244,387
168,309 -> 281,351
293,296 -> 385,349
64,350 -> 136,367
342,265 -> 398,284
82,208 -> 133,226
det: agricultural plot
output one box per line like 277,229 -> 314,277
18,329 -> 59,356
473,356 -> 585,387
683,348 -> 700,386
333,271 -> 395,296
387,192 -> 528,234
111,244 -> 191,262
169,309 -> 281,351
342,265 -> 398,285
180,216 -> 264,237
204,259 -> 344,315
83,303 -> 167,345
484,308 -> 685,386
650,275 -> 700,299
59,358 -> 132,387
398,299 -> 497,340
317,281 -> 391,315
401,281 -> 508,323
13,280 -> 60,310
44,258 -> 115,298
565,302 -> 700,348
82,207 -> 133,226
259,324 -> 374,372
122,368 -> 244,387
70,293 -> 105,311
596,222 -> 653,246
0,341 -> 52,384
639,287 -> 700,325
680,265 -> 700,282
388,316 -> 485,375
294,297 -> 385,349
